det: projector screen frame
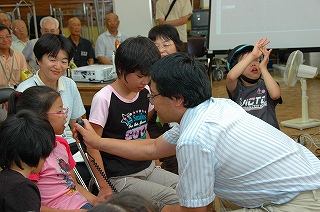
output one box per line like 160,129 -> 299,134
207,0 -> 320,56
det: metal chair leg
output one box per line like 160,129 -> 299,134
76,143 -> 101,191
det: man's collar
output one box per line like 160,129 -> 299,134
106,30 -> 121,37
0,48 -> 14,57
13,39 -> 28,44
68,35 -> 83,43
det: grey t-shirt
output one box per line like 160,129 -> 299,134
227,80 -> 282,129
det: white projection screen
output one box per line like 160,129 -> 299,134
208,0 -> 320,53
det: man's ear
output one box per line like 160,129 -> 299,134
173,94 -> 184,107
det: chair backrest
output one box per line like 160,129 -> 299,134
187,36 -> 207,57
0,88 -> 15,104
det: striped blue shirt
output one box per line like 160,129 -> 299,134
163,97 -> 320,208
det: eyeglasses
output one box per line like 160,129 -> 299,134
46,107 -> 69,117
14,26 -> 26,31
154,42 -> 174,50
147,93 -> 160,104
0,35 -> 12,41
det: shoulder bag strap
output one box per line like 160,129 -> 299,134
165,0 -> 177,20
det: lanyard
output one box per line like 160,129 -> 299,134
0,55 -> 15,86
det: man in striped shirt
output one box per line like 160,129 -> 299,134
75,52 -> 320,212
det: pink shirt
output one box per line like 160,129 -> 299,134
29,136 -> 88,209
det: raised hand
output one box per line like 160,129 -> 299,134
251,38 -> 270,59
259,45 -> 273,69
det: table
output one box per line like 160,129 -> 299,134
76,80 -> 114,107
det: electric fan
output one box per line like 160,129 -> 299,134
281,50 -> 320,130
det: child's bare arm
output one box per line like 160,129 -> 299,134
259,47 -> 281,100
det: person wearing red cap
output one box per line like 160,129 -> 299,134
226,38 -> 282,129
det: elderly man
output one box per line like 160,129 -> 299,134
22,16 -> 60,73
0,24 -> 28,120
67,17 -> 94,67
0,12 -> 18,42
95,13 -> 127,65
11,19 -> 29,52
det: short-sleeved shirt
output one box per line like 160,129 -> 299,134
227,80 -> 282,129
156,0 -> 193,43
0,48 -> 27,87
29,136 -> 88,209
89,85 -> 154,177
0,169 -> 41,211
68,36 -> 94,67
95,30 -> 127,62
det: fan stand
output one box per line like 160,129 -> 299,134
281,78 -> 320,130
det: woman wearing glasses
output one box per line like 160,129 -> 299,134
148,24 -> 183,58
147,24 -> 183,175
16,33 -> 85,152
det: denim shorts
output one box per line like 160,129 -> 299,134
81,202 -> 93,209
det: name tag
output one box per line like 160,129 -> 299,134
80,51 -> 88,56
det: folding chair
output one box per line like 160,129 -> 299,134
75,143 -> 100,191
0,87 -> 15,104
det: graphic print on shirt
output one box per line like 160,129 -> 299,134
121,109 -> 147,140
239,88 -> 267,112
57,158 -> 76,194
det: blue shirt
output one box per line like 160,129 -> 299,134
163,97 -> 320,208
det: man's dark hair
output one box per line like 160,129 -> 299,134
0,110 -> 55,170
0,23 -> 10,34
115,36 -> 161,80
150,52 -> 212,108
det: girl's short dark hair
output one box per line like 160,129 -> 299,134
115,36 -> 161,80
34,33 -> 74,62
0,110 -> 55,170
148,24 -> 183,52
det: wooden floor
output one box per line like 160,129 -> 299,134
208,71 -> 320,211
